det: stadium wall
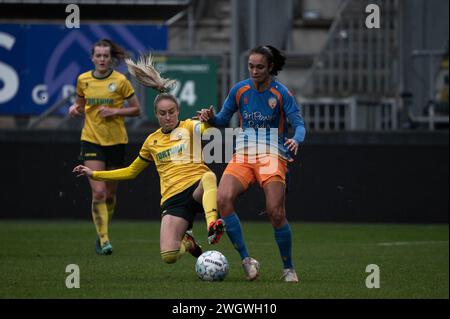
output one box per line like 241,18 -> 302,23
0,130 -> 448,223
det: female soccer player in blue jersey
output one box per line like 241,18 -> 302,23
197,45 -> 306,283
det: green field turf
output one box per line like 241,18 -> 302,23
0,220 -> 448,299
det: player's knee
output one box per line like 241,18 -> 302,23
92,189 -> 107,202
267,207 -> 285,228
217,192 -> 232,212
161,250 -> 179,264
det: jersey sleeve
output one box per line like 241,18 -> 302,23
283,90 -> 306,144
283,90 -> 300,116
139,138 -> 154,162
76,76 -> 84,97
120,77 -> 135,100
92,157 -> 149,181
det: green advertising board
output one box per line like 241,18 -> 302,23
146,56 -> 217,121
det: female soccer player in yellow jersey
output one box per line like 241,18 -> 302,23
73,54 -> 224,264
69,39 -> 141,255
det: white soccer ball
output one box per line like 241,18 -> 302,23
195,250 -> 229,281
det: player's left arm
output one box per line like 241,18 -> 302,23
283,92 -> 306,155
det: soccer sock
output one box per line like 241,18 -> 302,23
222,213 -> 249,260
91,200 -> 109,246
274,223 -> 294,269
160,250 -> 179,264
160,235 -> 192,264
179,237 -> 190,255
106,195 -> 116,223
201,172 -> 218,228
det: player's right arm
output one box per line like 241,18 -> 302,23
69,95 -> 86,117
73,156 -> 150,181
69,75 -> 87,117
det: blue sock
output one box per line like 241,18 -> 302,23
223,213 -> 249,260
274,223 -> 294,269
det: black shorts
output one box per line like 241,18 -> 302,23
79,141 -> 125,168
160,181 -> 203,230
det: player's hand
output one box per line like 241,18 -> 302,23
72,165 -> 93,178
194,105 -> 214,122
98,105 -> 117,118
69,104 -> 83,118
284,138 -> 299,155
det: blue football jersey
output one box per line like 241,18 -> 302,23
212,78 -> 305,160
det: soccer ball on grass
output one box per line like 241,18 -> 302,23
195,250 -> 229,281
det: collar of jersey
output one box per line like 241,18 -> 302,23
91,68 -> 114,80
249,78 -> 275,93
161,121 -> 181,134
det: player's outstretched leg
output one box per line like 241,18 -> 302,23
183,230 -> 203,258
160,230 -> 202,263
201,172 -> 222,243
207,218 -> 226,245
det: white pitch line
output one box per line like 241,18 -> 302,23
377,240 -> 448,246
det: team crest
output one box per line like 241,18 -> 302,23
108,82 -> 117,92
243,97 -> 249,105
268,97 -> 277,109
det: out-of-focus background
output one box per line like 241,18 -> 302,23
0,0 -> 448,223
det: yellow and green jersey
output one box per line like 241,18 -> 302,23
139,119 -> 211,205
76,69 -> 135,146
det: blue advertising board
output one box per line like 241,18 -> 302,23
0,23 -> 167,115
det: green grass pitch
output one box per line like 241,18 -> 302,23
0,220 -> 448,299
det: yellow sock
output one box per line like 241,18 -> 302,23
160,250 -> 179,264
160,238 -> 190,264
106,196 -> 116,223
201,172 -> 218,228
92,200 -> 109,245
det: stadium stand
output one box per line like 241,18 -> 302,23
2,0 -> 448,131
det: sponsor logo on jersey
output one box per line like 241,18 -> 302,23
108,82 -> 117,92
86,98 -> 113,105
268,97 -> 277,109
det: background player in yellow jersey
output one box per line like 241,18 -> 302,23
69,39 -> 141,255
73,54 -> 224,265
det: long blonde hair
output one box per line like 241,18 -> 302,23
125,53 -> 176,93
